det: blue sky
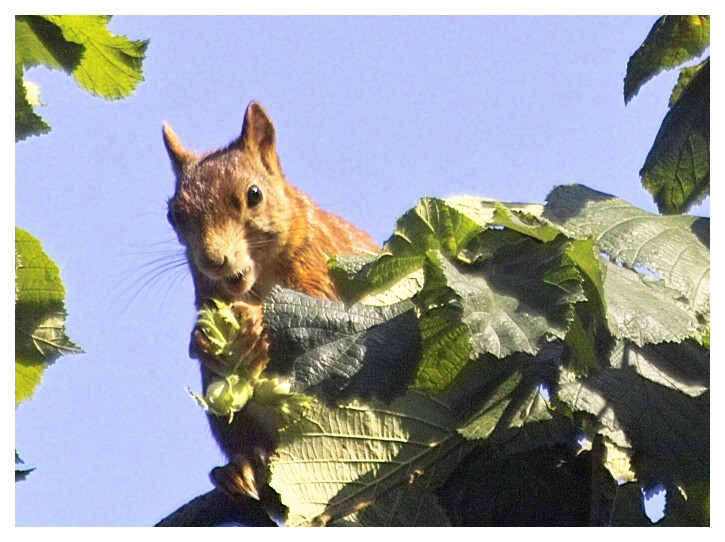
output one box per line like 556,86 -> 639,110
14,14 -> 709,527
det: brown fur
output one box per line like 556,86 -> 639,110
163,102 -> 379,508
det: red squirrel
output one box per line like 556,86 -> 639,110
163,102 -> 379,508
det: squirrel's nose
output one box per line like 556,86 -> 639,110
197,253 -> 227,272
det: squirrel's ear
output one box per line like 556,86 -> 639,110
239,102 -> 282,175
162,122 -> 195,175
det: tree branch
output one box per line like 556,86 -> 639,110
155,488 -> 277,527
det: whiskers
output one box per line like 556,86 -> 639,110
110,239 -> 192,316
244,285 -> 264,304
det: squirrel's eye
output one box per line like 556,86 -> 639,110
247,185 -> 263,207
166,208 -> 176,227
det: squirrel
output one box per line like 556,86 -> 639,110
162,102 -> 379,516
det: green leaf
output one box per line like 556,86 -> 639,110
264,287 -> 421,402
15,451 -> 34,482
16,227 -> 82,407
328,254 -> 424,306
457,365 -> 525,440
444,195 -> 545,228
15,16 -> 83,71
414,235 -> 581,391
560,238 -> 610,372
327,254 -> 377,301
15,16 -> 147,101
15,468 -> 35,482
669,59 -> 707,108
15,61 -> 50,141
544,184 -> 709,319
335,485 -> 451,526
455,359 -> 558,443
624,15 -> 709,103
269,391 -> 466,526
41,16 -> 148,100
557,357 -> 709,488
609,340 -> 708,398
658,478 -> 709,526
15,15 -> 148,139
443,345 -> 576,455
340,198 -> 485,301
491,204 -> 564,242
334,197 -> 549,304
610,483 -> 653,526
640,59 -> 709,214
602,260 -> 701,346
438,444 -> 594,526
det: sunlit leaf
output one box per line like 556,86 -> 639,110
335,485 -> 451,526
42,15 -> 148,100
15,62 -> 50,141
15,227 -> 82,407
544,184 -> 709,319
269,392 -> 465,526
624,15 -> 709,103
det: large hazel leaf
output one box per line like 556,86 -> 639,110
268,391 -> 466,526
334,434 -> 466,526
335,485 -> 451,526
557,351 -> 709,488
41,16 -> 148,100
15,16 -> 147,138
608,339 -> 708,398
16,16 -> 147,102
333,197 -> 544,303
544,184 -> 709,320
414,235 -> 582,392
328,254 -> 425,306
602,260 -> 701,346
639,60 -> 709,215
263,287 -> 421,402
624,16 -> 709,103
16,228 -> 82,407
15,16 -> 83,71
454,349 -> 566,445
332,198 -> 485,302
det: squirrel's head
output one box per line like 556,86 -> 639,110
163,102 -> 295,304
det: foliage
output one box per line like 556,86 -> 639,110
158,16 -> 710,527
197,186 -> 708,526
187,300 -> 310,423
15,16 -> 146,478
15,15 -> 148,140
15,452 -> 34,483
624,15 -> 710,214
15,228 -> 83,407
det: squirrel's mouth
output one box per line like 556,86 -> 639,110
223,267 -> 252,296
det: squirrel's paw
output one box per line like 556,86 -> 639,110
211,448 -> 269,501
230,302 -> 269,377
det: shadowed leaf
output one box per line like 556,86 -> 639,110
624,15 -> 709,103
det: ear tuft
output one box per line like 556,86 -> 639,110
240,102 -> 282,175
162,122 -> 195,175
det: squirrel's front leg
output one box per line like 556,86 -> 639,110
188,301 -> 277,505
